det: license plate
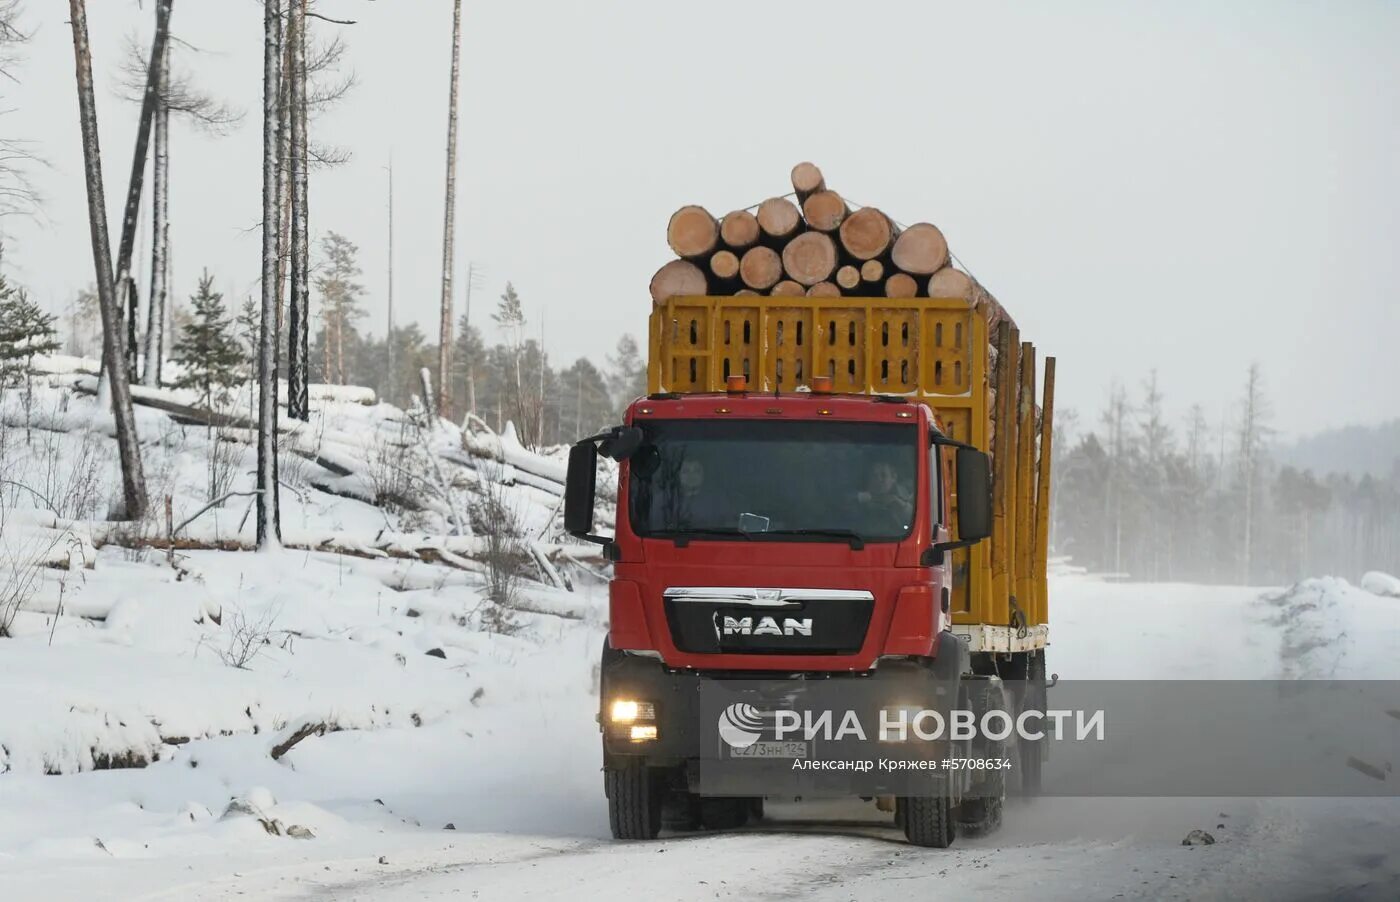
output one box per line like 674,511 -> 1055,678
728,740 -> 809,759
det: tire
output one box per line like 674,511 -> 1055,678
957,765 -> 1005,837
605,762 -> 662,840
899,790 -> 957,848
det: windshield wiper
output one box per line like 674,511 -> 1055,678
651,528 -> 755,547
752,528 -> 866,550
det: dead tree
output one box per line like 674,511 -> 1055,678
287,0 -> 310,420
141,43 -> 169,386
113,0 -> 174,381
67,0 -> 148,520
256,0 -> 284,548
118,32 -> 241,389
437,0 -> 463,419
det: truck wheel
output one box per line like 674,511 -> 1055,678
957,766 -> 1005,837
605,762 -> 662,840
898,791 -> 957,848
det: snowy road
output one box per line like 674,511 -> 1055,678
32,797 -> 1393,901
4,572 -> 1399,900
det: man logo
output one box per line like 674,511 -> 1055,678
720,616 -> 813,637
717,702 -> 765,749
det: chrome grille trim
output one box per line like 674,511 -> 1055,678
663,587 -> 875,608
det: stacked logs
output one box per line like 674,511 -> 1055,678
649,161 -> 1015,334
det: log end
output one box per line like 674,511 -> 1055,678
835,264 -> 861,290
709,249 -> 740,281
890,222 -> 949,275
719,209 -> 760,250
884,272 -> 919,298
756,196 -> 802,241
738,246 -> 784,291
770,280 -> 805,297
781,231 -> 838,286
802,190 -> 848,233
650,259 -> 708,305
926,266 -> 975,300
806,281 -> 842,298
840,207 -> 895,261
790,161 -> 826,200
666,205 -> 719,260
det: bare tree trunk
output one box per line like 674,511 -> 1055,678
113,0 -> 174,382
141,46 -> 170,388
384,162 -> 394,403
274,15 -> 292,340
256,0 -> 284,549
68,0 -> 149,522
437,0 -> 463,419
286,0 -> 310,419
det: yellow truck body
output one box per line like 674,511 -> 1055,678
647,295 -> 1055,655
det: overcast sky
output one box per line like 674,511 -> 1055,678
3,1 -> 1397,439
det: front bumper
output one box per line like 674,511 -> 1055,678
598,635 -> 969,769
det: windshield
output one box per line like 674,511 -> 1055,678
627,419 -> 918,543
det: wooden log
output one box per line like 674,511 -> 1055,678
738,246 -> 783,291
770,280 -> 805,297
666,205 -> 718,260
890,222 -> 949,275
802,190 -> 848,233
719,209 -> 760,250
927,266 -> 974,300
860,259 -> 884,284
835,265 -> 861,291
884,272 -> 919,298
709,249 -> 740,280
839,207 -> 899,260
649,259 -> 708,305
780,231 -> 837,286
806,281 -> 841,298
708,249 -> 741,292
756,197 -> 802,245
790,161 -> 825,202
734,289 -> 760,296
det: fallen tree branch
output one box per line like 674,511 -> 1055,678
270,720 -> 337,761
174,490 -> 262,536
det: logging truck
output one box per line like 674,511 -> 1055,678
564,164 -> 1055,847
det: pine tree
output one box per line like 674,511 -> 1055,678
171,271 -> 244,409
314,232 -> 366,384
0,277 -> 53,378
493,282 -> 528,434
0,266 -> 60,431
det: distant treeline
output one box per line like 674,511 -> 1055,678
1053,367 -> 1400,586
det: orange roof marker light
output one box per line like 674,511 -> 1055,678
811,375 -> 833,394
726,374 -> 748,394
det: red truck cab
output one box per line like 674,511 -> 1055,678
564,380 -> 993,844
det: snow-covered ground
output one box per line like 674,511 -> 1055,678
2,375 -> 1398,900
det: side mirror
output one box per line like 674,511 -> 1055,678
923,445 -> 991,567
598,426 -> 644,462
954,446 -> 992,542
564,441 -> 599,537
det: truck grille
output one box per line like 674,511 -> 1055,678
662,587 -> 874,655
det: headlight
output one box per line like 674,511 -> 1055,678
629,725 -> 658,742
609,699 -> 655,724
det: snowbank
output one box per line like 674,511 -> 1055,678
1360,570 -> 1400,598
